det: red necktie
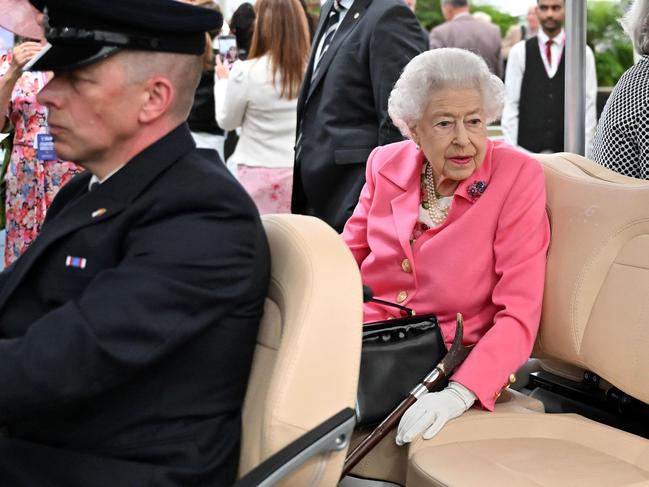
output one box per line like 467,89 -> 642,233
545,39 -> 553,67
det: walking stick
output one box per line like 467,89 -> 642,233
342,313 -> 472,477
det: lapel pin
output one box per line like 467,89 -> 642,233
467,180 -> 488,201
91,208 -> 107,218
354,12 -> 359,19
66,256 -> 87,269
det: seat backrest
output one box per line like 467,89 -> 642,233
534,153 -> 649,404
239,214 -> 363,486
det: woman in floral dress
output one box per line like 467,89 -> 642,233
0,42 -> 80,266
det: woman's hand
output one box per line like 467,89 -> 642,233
8,42 -> 43,76
214,54 -> 230,80
395,382 -> 476,445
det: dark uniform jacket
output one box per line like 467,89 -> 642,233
0,124 -> 270,486
292,0 -> 428,232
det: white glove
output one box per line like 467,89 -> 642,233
395,381 -> 476,445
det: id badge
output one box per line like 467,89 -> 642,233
36,133 -> 57,160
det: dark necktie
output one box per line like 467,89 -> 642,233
314,0 -> 343,71
545,39 -> 553,67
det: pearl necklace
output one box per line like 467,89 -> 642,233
423,160 -> 449,225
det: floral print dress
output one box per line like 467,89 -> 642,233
1,52 -> 80,266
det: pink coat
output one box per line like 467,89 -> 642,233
342,139 -> 550,410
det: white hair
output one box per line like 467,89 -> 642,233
620,0 -> 649,55
387,48 -> 504,138
472,11 -> 492,23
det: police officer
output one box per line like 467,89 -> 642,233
0,1 -> 269,485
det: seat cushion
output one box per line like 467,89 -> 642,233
346,390 -> 543,485
407,411 -> 649,487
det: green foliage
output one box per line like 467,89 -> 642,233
414,0 -> 443,31
414,1 -> 517,36
587,1 -> 634,86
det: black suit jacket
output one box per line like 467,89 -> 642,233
0,124 -> 270,486
291,0 -> 427,232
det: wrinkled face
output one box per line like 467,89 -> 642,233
37,55 -> 142,167
411,88 -> 487,191
537,0 -> 564,36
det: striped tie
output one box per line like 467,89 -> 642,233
314,0 -> 343,71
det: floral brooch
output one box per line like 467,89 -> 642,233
467,180 -> 488,201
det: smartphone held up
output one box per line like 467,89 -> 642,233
214,35 -> 238,68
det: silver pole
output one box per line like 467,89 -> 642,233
564,0 -> 587,155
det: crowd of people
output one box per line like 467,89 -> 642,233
1,0 -> 645,263
0,0 -> 646,485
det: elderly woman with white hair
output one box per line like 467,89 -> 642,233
341,48 -> 550,444
592,0 -> 649,178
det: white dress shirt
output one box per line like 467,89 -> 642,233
312,0 -> 355,76
88,165 -> 125,190
501,29 -> 598,156
536,29 -> 565,78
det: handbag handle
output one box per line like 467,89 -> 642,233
363,285 -> 415,317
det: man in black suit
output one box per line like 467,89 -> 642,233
0,1 -> 269,485
292,0 -> 428,232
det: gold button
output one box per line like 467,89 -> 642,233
509,373 -> 517,385
401,258 -> 412,273
396,291 -> 408,303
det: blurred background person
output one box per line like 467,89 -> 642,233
472,10 -> 492,23
186,32 -> 227,163
502,5 -> 540,71
404,0 -> 416,12
222,1 -> 255,163
502,0 -> 597,155
0,0 -> 79,266
229,2 -> 255,60
429,0 -> 503,78
214,0 -> 310,213
181,0 -> 230,163
592,0 -> 649,179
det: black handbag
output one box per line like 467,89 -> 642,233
356,293 -> 447,426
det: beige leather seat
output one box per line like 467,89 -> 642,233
407,154 -> 649,486
346,388 -> 543,485
237,214 -> 363,486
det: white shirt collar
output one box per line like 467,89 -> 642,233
537,28 -> 565,48
339,0 -> 353,10
88,165 -> 125,190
